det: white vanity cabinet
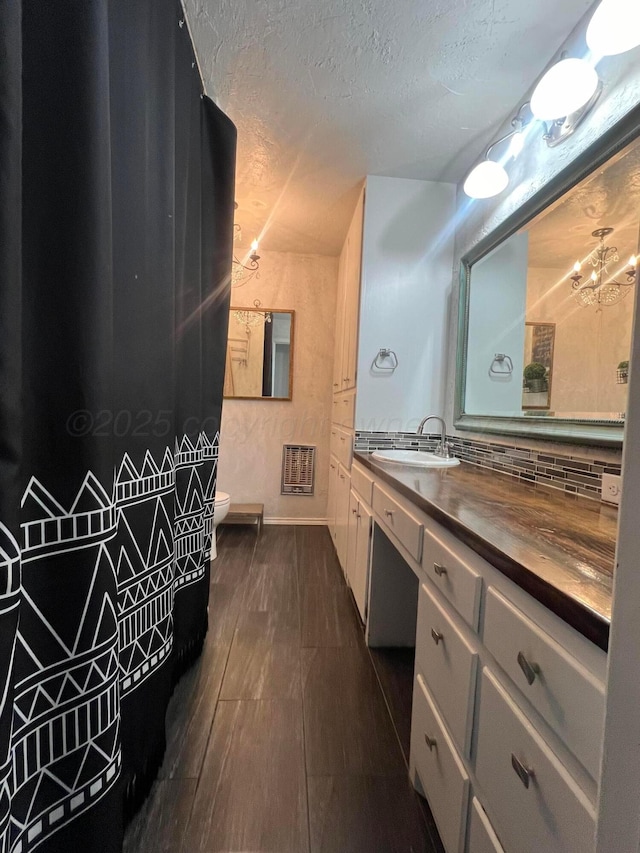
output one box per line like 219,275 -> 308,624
346,490 -> 373,621
334,463 -> 351,571
350,460 -> 607,853
344,465 -> 375,621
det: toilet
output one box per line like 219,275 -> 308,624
211,491 -> 231,560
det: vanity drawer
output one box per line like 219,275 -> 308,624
331,426 -> 353,470
416,583 -> 478,756
483,587 -> 605,780
372,483 -> 423,563
351,463 -> 374,506
468,798 -> 505,853
475,668 -> 596,853
411,674 -> 469,853
422,527 -> 483,631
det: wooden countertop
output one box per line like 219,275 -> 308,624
354,453 -> 617,651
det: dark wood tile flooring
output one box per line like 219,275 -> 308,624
124,524 -> 442,853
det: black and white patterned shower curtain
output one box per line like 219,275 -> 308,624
0,2 -> 236,851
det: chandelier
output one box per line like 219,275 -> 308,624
232,205 -> 261,288
232,234 -> 261,288
569,227 -> 637,307
233,299 -> 272,335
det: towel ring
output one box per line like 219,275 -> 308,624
489,353 -> 513,376
372,348 -> 399,373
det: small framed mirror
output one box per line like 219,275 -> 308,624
224,302 -> 294,400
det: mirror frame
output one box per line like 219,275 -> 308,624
224,307 -> 295,401
454,104 -> 640,447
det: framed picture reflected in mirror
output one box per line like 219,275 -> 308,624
522,322 -> 555,410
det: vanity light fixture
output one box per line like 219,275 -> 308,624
586,0 -> 640,57
463,106 -> 531,199
530,58 -> 599,121
569,227 -> 637,307
463,159 -> 509,200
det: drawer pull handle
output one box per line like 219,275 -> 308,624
431,628 -> 444,645
340,437 -> 346,442
511,754 -> 534,789
424,734 -> 437,751
434,563 -> 447,577
330,464 -> 336,470
384,509 -> 394,518
343,377 -> 350,382
517,651 -> 540,685
352,508 -> 358,515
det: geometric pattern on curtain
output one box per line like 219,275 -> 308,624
0,0 -> 235,849
8,430 -> 222,851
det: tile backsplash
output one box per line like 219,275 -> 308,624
354,431 -> 622,500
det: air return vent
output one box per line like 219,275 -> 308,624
281,445 -> 316,495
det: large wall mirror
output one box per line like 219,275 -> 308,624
457,128 -> 640,445
224,302 -> 294,400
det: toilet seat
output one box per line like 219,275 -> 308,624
214,491 -> 230,507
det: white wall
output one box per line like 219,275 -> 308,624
217,251 -> 338,521
465,232 -> 529,414
355,175 -> 456,433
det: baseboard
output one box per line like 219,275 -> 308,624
264,517 -> 327,526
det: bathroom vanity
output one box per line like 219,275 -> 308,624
330,452 -> 616,853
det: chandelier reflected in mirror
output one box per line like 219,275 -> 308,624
569,227 -> 637,307
233,299 -> 272,335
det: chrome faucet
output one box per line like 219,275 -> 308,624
417,415 -> 451,458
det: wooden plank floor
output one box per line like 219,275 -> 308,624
124,525 -> 443,853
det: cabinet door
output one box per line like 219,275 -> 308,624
327,458 -> 338,544
342,190 -> 364,392
332,246 -> 347,394
335,465 -> 351,571
346,489 -> 359,588
352,501 -> 372,622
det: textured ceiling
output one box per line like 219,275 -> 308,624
528,138 -> 640,269
184,0 -> 594,255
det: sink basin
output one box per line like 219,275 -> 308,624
371,449 -> 460,468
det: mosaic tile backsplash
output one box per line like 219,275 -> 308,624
354,431 -> 622,500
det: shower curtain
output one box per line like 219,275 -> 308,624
0,1 -> 236,851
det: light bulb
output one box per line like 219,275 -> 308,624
508,131 -> 525,159
591,271 -> 598,282
463,160 -> 509,200
630,255 -> 638,266
587,0 -> 640,57
251,239 -> 259,253
530,58 -> 599,121
573,260 -> 582,273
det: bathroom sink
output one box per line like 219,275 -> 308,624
371,449 -> 460,468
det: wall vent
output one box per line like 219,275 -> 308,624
281,445 -> 316,495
